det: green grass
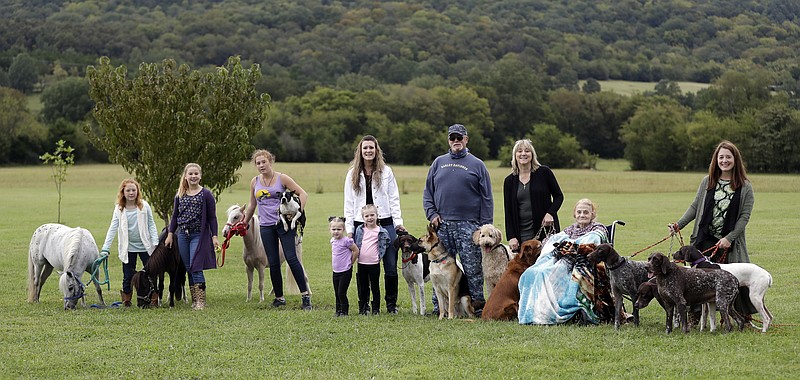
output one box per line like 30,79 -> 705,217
2,162 -> 799,379
578,80 -> 712,96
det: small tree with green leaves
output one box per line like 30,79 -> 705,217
86,56 -> 269,225
39,139 -> 75,223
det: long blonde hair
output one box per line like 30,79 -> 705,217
510,139 -> 541,175
176,163 -> 202,197
349,135 -> 385,194
116,178 -> 143,210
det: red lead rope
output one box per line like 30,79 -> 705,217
219,222 -> 248,267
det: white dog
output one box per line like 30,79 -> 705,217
674,245 -> 774,332
394,231 -> 429,315
472,224 -> 515,298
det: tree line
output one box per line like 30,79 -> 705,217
1,0 -> 800,172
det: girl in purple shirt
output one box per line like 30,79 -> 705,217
330,216 -> 359,316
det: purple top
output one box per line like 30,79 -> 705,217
168,187 -> 218,272
331,236 -> 355,273
254,173 -> 284,226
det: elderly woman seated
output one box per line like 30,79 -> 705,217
518,198 -> 614,325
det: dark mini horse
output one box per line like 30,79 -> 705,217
131,231 -> 185,308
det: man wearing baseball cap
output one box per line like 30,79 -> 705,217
423,123 -> 493,317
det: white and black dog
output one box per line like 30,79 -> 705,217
278,190 -> 306,240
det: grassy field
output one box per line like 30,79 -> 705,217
1,162 -> 799,379
578,80 -> 712,96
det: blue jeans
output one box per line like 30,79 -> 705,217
177,230 -> 205,284
432,220 -> 484,311
122,251 -> 149,293
260,224 -> 308,298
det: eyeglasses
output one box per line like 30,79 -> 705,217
449,134 -> 464,141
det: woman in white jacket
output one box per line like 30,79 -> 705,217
344,135 -> 405,313
101,178 -> 159,307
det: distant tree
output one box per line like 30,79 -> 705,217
8,53 -> 39,93
39,140 -> 75,223
654,79 -> 682,98
523,124 -> 592,169
40,77 -> 93,123
86,56 -> 270,223
620,101 -> 690,171
582,78 -> 601,94
0,87 -> 47,164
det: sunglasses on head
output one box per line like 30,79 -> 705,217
449,134 -> 464,141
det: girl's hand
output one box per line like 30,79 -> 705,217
165,233 -> 174,248
508,238 -> 519,252
212,236 -> 220,250
395,225 -> 406,233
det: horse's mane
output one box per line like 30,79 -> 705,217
62,228 -> 85,271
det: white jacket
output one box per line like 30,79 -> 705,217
101,200 -> 159,263
344,165 -> 403,235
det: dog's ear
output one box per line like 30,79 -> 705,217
658,254 -> 670,275
471,229 -> 480,244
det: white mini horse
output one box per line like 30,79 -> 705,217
223,205 -> 311,302
28,223 -> 106,309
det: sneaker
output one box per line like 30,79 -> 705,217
301,295 -> 312,311
272,298 -> 287,307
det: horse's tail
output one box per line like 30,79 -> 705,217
27,227 -> 40,303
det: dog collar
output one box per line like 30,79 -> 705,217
431,256 -> 447,264
607,257 -> 626,271
691,256 -> 707,267
402,253 -> 417,263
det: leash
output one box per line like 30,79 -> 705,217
92,250 -> 111,290
628,233 -> 672,258
534,224 -> 556,242
219,221 -> 249,267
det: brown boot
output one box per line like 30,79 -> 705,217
120,290 -> 132,307
193,283 -> 206,311
189,284 -> 198,309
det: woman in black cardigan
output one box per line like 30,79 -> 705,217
503,139 -> 564,252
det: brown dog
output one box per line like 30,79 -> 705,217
647,252 -> 744,333
482,239 -> 542,321
419,224 -> 474,320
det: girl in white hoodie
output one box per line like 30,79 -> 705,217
101,178 -> 159,307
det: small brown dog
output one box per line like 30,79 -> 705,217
419,224 -> 474,320
482,239 -> 543,321
472,224 -> 514,298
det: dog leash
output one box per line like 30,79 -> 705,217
628,233 -> 672,258
219,221 -> 249,267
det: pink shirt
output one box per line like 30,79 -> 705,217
331,236 -> 355,273
358,225 -> 380,265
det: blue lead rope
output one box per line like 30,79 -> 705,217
93,250 -> 111,290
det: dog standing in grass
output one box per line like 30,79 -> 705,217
419,223 -> 474,320
473,224 -> 514,298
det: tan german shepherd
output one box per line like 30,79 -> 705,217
418,224 -> 474,320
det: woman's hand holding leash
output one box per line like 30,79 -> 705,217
667,223 -> 680,235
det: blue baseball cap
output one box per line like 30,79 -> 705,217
447,124 -> 467,136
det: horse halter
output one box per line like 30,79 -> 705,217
136,273 -> 157,306
63,273 -> 86,306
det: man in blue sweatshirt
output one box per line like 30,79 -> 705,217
423,123 -> 493,316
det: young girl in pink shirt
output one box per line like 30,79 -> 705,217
353,204 -> 391,315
